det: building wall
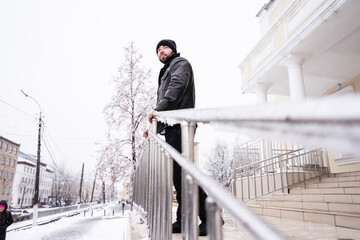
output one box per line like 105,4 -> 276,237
322,73 -> 360,96
320,74 -> 360,173
0,136 -> 20,205
12,153 -> 54,208
239,0 -> 360,174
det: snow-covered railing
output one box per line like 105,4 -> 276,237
133,95 -> 360,240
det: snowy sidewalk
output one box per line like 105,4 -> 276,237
7,203 -> 130,240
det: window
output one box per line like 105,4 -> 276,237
9,146 -> 13,153
18,198 -> 20,204
11,160 -> 15,167
4,172 -> 7,180
0,141 -> 2,149
22,177 -> 24,183
4,144 -> 8,151
1,186 -> 5,194
14,148 -> 17,155
9,173 -> 13,180
1,157 -> 5,165
24,166 -> 26,172
0,171 -> 2,179
6,158 -> 10,166
7,187 -> 10,194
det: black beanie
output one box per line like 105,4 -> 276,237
156,39 -> 177,54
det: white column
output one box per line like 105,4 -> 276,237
282,55 -> 306,101
255,83 -> 269,103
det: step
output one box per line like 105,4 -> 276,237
256,199 -> 360,214
334,171 -> 360,177
222,212 -> 360,240
320,176 -> 360,183
272,193 -> 359,204
291,187 -> 360,195
248,205 -> 360,230
306,181 -> 360,189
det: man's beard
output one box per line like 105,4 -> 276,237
159,52 -> 174,64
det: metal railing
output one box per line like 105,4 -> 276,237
133,121 -> 286,240
234,139 -> 304,168
235,148 -> 328,201
132,96 -> 360,240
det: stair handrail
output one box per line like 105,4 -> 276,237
236,148 -> 305,172
235,148 -> 326,201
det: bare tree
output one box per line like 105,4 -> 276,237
102,42 -> 155,183
204,140 -> 234,189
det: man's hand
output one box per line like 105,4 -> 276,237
148,109 -> 157,123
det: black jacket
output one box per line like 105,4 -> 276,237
155,54 -> 195,133
0,200 -> 13,240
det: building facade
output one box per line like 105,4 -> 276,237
239,0 -> 360,172
12,152 -> 54,208
0,136 -> 20,205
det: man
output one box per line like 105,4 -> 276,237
143,39 -> 208,236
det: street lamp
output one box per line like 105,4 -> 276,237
21,90 -> 42,226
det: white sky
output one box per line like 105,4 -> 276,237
0,0 -> 264,178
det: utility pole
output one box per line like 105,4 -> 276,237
102,181 -> 105,204
90,169 -> 97,203
21,90 -> 42,227
79,163 -> 84,203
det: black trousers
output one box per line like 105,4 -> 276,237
165,125 -> 207,224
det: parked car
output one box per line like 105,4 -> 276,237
11,209 -> 31,221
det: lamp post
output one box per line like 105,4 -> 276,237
21,90 -> 42,226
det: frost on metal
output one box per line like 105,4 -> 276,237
154,95 -> 360,155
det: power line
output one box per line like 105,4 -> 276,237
41,123 -> 83,181
0,99 -> 36,120
41,124 -> 71,181
42,124 -> 78,170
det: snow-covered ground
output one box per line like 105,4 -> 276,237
7,203 -> 130,240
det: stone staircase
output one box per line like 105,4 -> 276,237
248,171 -> 360,230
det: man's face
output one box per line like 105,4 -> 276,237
157,45 -> 174,63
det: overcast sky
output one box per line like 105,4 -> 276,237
0,0 -> 264,178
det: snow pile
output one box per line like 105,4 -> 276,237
128,210 -> 148,240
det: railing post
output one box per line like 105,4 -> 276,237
149,118 -> 157,239
165,153 -> 173,240
279,157 -> 284,193
160,148 -> 165,240
325,150 -> 331,176
155,143 -> 161,240
185,175 -> 198,239
181,121 -> 197,240
206,197 -> 223,240
319,149 -> 324,175
232,167 -> 237,197
143,140 -> 149,214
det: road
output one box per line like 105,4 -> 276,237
7,203 -> 131,240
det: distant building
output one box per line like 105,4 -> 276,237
12,151 -> 54,208
0,136 -> 20,205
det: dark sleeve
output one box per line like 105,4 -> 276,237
155,59 -> 191,111
4,211 -> 13,228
